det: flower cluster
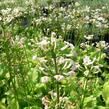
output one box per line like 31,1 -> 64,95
1,7 -> 26,24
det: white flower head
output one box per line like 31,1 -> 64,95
51,32 -> 56,37
63,59 -> 74,69
51,34 -> 56,40
61,45 -> 69,51
54,75 -> 64,82
84,35 -> 93,40
93,65 -> 101,73
97,17 -> 105,22
61,41 -> 74,51
84,70 -> 89,76
71,63 -> 80,71
67,70 -> 75,76
59,96 -> 69,102
66,24 -> 72,30
0,17 -> 2,21
85,16 -> 90,20
58,57 -> 65,65
84,6 -> 90,12
75,2 -> 80,7
1,8 -> 11,16
42,96 -> 49,109
96,41 -> 108,49
37,37 -> 50,50
83,56 -> 93,66
51,32 -> 57,49
38,57 -> 47,63
32,55 -> 37,60
41,76 -> 50,83
49,91 -> 57,98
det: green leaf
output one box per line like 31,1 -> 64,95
102,81 -> 109,107
84,96 -> 96,108
0,102 -> 6,109
24,106 -> 42,109
97,106 -> 107,109
7,99 -> 19,109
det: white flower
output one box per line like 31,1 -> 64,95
58,57 -> 65,65
42,96 -> 49,109
41,76 -> 50,83
38,38 -> 48,45
32,56 -> 37,60
85,16 -> 90,20
37,38 -> 50,50
17,37 -> 25,48
0,17 -> 2,21
39,67 -> 45,71
84,6 -> 90,12
1,8 -> 11,16
51,33 -> 57,49
33,18 -> 42,25
59,96 -> 69,102
71,63 -> 80,71
5,15 -> 14,23
65,53 -> 73,57
84,70 -> 89,76
83,56 -> 93,66
60,7 -> 65,11
93,65 -> 101,73
75,2 -> 80,7
54,75 -> 64,82
38,57 -> 47,63
96,41 -> 108,49
84,35 -> 93,40
65,41 -> 74,50
66,61 -> 74,69
63,59 -> 74,69
61,41 -> 74,51
66,24 -> 72,30
102,6 -> 106,9
51,32 -> 56,37
49,91 -> 57,98
96,22 -> 102,28
97,17 -> 105,22
80,43 -> 86,49
95,9 -> 101,12
67,70 -> 75,76
61,45 -> 69,51
12,8 -> 20,15
104,24 -> 108,28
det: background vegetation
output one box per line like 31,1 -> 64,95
1,0 -> 109,109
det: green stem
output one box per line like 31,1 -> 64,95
80,77 -> 88,109
53,51 -> 60,109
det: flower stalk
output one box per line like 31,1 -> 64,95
52,51 -> 60,109
80,77 -> 88,109
80,68 -> 90,109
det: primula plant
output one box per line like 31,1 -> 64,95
32,32 -> 78,109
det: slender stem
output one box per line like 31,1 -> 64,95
56,81 -> 60,108
53,51 -> 60,109
80,77 -> 88,109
